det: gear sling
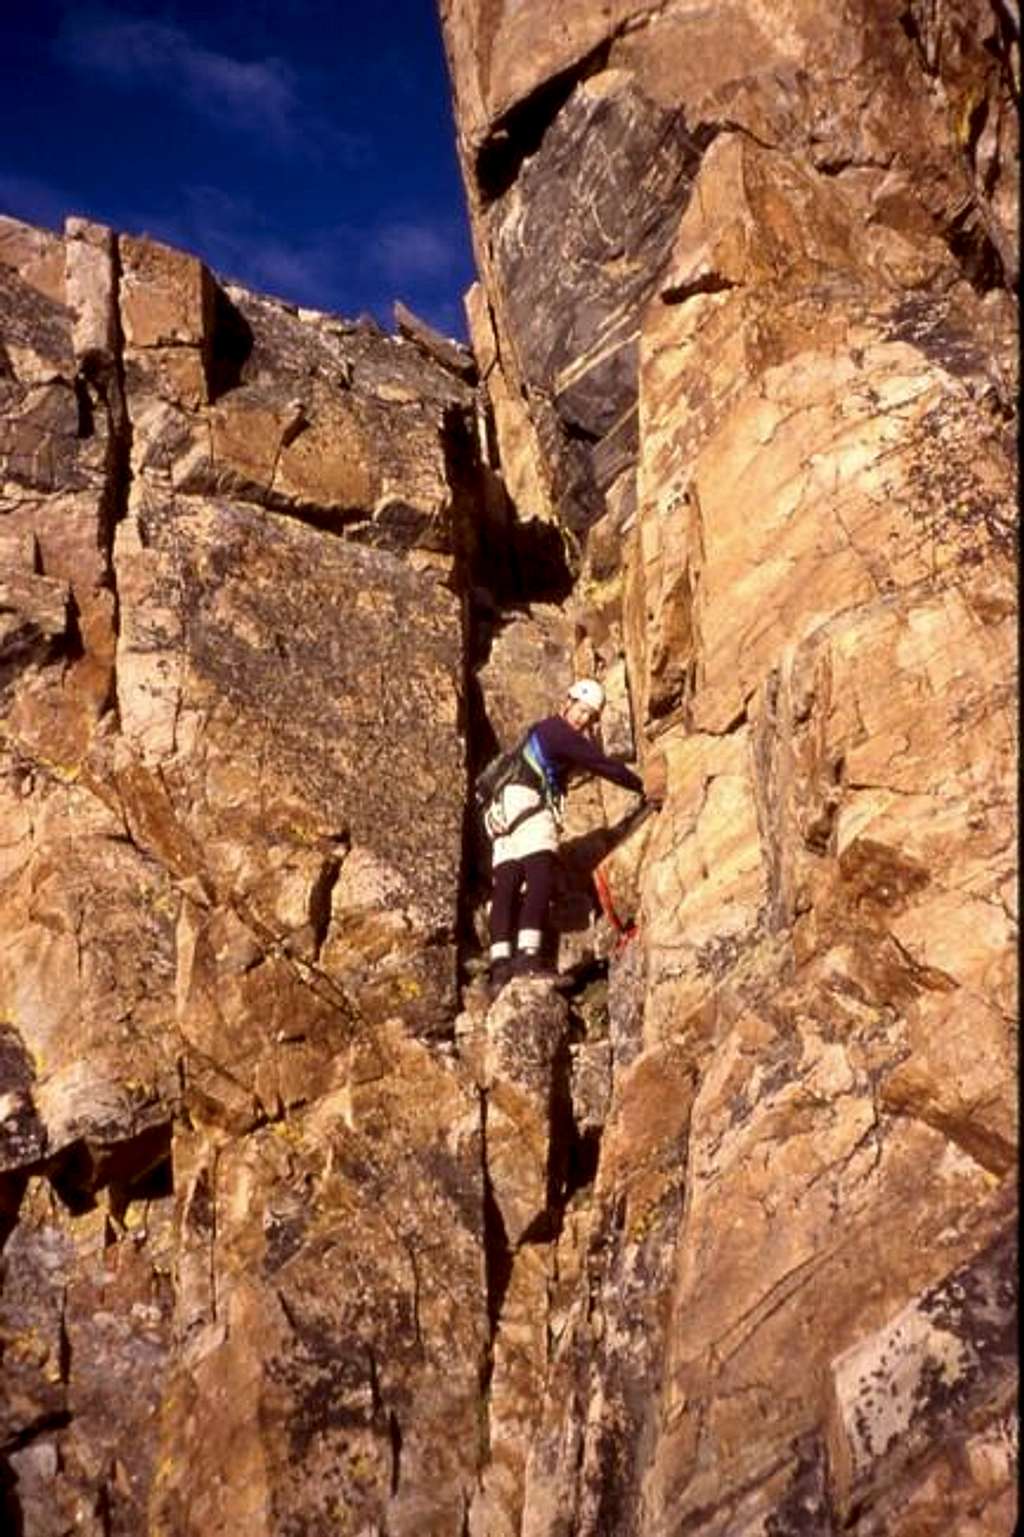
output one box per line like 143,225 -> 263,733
475,730 -> 562,840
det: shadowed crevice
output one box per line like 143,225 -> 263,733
49,1119 -> 173,1217
205,284 -> 254,402
475,40 -> 613,204
480,1091 -> 514,1342
0,1172 -> 28,1254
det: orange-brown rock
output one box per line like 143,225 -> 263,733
440,0 -> 1018,1532
0,0 -> 1018,1528
0,213 -> 489,1533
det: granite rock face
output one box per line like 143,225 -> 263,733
0,216 -> 491,1535
0,0 -> 1018,1528
440,0 -> 1018,1532
444,0 -> 1018,549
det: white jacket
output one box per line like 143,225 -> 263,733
488,782 -> 559,865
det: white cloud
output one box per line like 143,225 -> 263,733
164,192 -> 467,322
58,11 -> 310,147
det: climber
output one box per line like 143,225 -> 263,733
483,677 -> 661,994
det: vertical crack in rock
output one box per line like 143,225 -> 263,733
479,1088 -> 514,1345
102,234 -> 131,541
307,851 -> 343,961
56,1287 -> 72,1388
205,1147 -> 219,1327
450,400 -> 576,994
543,1021 -> 582,1227
388,1407 -> 403,1498
563,1000 -> 608,1204
80,226 -> 130,657
0,1174 -> 27,1254
366,1343 -> 396,1488
204,283 -> 254,403
750,667 -> 794,935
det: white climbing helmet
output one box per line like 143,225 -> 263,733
567,677 -> 605,714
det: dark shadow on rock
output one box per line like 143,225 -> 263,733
509,516 -> 576,604
566,1125 -> 602,1200
475,39 -> 612,204
456,653 -> 500,989
0,1172 -> 27,1254
49,1120 -> 173,1217
550,801 -> 654,941
0,1460 -> 22,1537
546,1025 -> 574,1219
206,285 -> 254,401
475,511 -> 576,610
481,1095 -> 514,1342
561,801 -> 651,878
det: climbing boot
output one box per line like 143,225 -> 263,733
510,953 -> 572,989
486,957 -> 515,999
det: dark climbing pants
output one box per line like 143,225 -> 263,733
490,850 -> 557,956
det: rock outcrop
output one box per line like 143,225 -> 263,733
440,0 -> 1018,1532
0,0 -> 1018,1531
0,215 -> 490,1535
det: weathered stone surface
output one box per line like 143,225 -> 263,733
395,297 -> 477,381
520,1033 -> 695,1535
469,1243 -> 552,1537
476,602 -> 574,749
119,273 -> 478,563
1,0 -> 1018,1525
466,280 -> 556,527
613,207 -> 1015,1521
477,63 -> 704,533
0,217 -> 120,776
65,219 -> 118,369
113,489 -> 464,1040
0,1174 -> 176,1535
0,215 -> 66,304
439,0 -> 642,150
442,0 -> 1018,554
0,567 -> 68,646
119,234 -> 216,353
441,0 -> 1018,1532
483,982 -> 568,1247
568,1035 -> 611,1137
854,1409 -> 1018,1537
827,1213 -> 1017,1520
151,1025 -> 486,1537
0,220 -> 492,1532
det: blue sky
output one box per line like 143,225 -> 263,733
0,1 -> 476,336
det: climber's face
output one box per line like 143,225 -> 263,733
565,697 -> 599,732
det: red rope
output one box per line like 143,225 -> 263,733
592,866 -> 637,951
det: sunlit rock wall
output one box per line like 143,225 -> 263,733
0,0 -> 1017,1528
440,1 -> 1018,1532
0,215 -> 490,1535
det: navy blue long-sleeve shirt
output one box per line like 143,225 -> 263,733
528,715 -> 643,797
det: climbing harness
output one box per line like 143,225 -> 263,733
476,729 -> 563,840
